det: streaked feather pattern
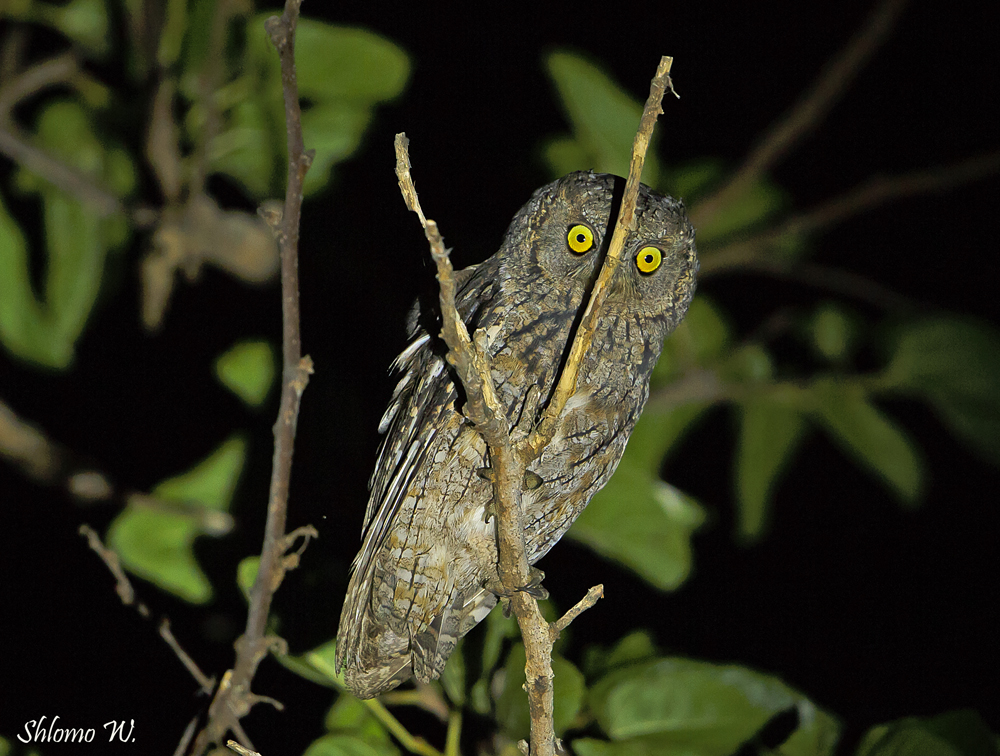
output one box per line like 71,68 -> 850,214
336,172 -> 697,698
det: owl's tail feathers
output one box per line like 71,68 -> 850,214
411,587 -> 499,683
339,614 -> 414,699
338,587 -> 499,699
344,653 -> 412,700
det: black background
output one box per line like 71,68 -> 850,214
1,1 -> 998,754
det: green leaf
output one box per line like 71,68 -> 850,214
284,639 -> 347,689
1,101 -> 134,368
215,340 -> 276,406
723,343 -> 774,383
734,397 -> 807,541
439,637 -> 466,706
471,606 -> 519,714
211,18 -> 409,198
811,379 -> 923,505
583,630 -> 659,679
107,437 -> 245,603
693,176 -> 787,247
304,733 -> 396,756
204,96 -> 275,198
324,696 -> 399,755
855,710 -> 998,756
480,601 -> 519,674
811,303 -> 856,363
30,0 -> 110,56
237,556 -> 259,600
495,643 -> 585,740
544,51 -> 661,186
568,409 -> 707,590
883,317 -> 1000,464
543,137 -> 592,178
655,295 -> 732,383
664,158 -> 726,203
0,195 -> 45,363
588,657 -> 839,755
571,737 -> 652,756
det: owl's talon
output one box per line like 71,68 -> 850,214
478,466 -> 544,491
485,567 -> 547,601
501,596 -> 513,618
520,567 -> 549,599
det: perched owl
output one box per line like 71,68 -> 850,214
336,171 -> 697,698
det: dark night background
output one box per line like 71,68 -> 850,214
1,1 -> 998,754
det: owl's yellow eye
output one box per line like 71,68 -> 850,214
635,246 -> 662,274
566,224 -> 595,254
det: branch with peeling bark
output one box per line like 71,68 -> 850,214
394,55 -> 675,756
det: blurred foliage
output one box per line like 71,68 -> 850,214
215,339 -> 277,407
108,436 -> 245,603
0,101 -> 134,368
1,6 -> 998,756
208,16 -> 409,198
547,50 -> 1000,559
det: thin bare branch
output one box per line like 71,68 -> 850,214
0,398 -> 61,481
226,742 -> 262,756
693,0 -> 909,228
160,619 -> 216,695
192,2 -> 313,753
380,683 -> 451,723
0,51 -> 78,115
79,524 -> 142,610
173,717 -> 199,756
395,134 -> 504,437
0,52 -> 125,216
550,585 -> 604,641
79,524 -> 218,699
394,54 -> 676,756
1,398 -> 234,529
0,126 -> 124,216
524,56 -> 676,461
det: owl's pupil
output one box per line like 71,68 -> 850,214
644,254 -> 654,263
576,234 -> 586,244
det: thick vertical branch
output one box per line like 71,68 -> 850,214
395,55 -> 674,756
188,2 -> 314,753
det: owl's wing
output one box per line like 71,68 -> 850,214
336,262 -> 500,688
363,262 -> 494,535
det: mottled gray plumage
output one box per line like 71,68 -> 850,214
336,171 -> 697,698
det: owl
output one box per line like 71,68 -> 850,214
336,171 -> 697,699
